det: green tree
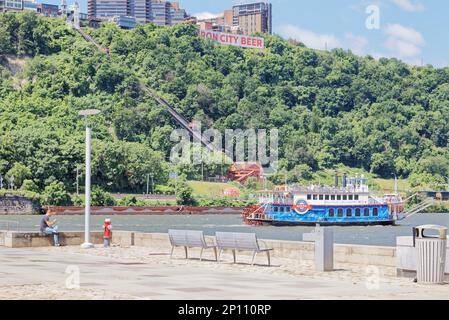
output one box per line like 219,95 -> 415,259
6,163 -> 32,188
91,186 -> 116,206
42,181 -> 72,206
20,179 -> 40,193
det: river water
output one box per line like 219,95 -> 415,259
0,214 -> 448,247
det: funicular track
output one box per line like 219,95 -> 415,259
70,20 -> 218,153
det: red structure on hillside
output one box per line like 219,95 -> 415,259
227,162 -> 263,184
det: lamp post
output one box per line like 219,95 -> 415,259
79,109 -> 101,249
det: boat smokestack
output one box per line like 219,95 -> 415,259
335,171 -> 339,187
343,172 -> 347,188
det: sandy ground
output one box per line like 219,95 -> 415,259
11,243 -> 443,300
0,242 -> 449,300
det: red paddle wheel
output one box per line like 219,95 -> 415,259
242,205 -> 265,226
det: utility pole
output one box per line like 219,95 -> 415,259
394,175 -> 398,194
150,173 -> 154,194
8,175 -> 15,190
146,173 -> 150,195
75,167 -> 80,196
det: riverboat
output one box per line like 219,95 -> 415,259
243,174 -> 405,226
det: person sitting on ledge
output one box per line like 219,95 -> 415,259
40,210 -> 60,247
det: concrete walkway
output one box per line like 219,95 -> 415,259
0,246 -> 448,300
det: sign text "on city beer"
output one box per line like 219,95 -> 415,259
199,30 -> 265,49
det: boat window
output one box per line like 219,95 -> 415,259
331,195 -> 336,201
346,208 -> 352,217
349,195 -> 353,200
355,195 -> 359,200
286,206 -> 291,212
337,195 -> 341,201
364,208 -> 370,216
337,208 -> 343,217
313,195 -> 318,200
325,195 -> 330,200
343,195 -> 347,201
355,208 -> 361,217
373,208 -> 379,217
319,194 -> 324,200
274,207 -> 278,212
281,207 -> 285,213
329,208 -> 335,217
307,194 -> 312,200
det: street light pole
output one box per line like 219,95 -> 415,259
79,109 -> 101,249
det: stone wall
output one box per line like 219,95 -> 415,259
0,231 -> 103,247
396,236 -> 449,276
0,196 -> 41,215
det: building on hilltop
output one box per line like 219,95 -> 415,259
196,1 -> 272,36
37,3 -> 59,17
88,0 -> 188,26
0,0 -> 23,12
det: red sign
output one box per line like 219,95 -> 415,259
292,200 -> 313,215
199,30 -> 265,49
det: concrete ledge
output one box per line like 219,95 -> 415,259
111,231 -> 397,268
0,231 -> 103,248
396,236 -> 449,274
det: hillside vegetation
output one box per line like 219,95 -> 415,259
1,12 -> 449,203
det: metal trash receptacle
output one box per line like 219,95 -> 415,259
413,225 -> 447,284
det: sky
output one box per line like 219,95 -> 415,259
41,0 -> 448,67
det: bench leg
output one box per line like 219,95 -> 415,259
184,246 -> 188,259
213,247 -> 218,262
200,248 -> 204,261
170,246 -> 175,259
251,251 -> 257,266
266,251 -> 271,267
232,250 -> 236,264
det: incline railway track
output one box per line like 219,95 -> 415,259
70,17 -> 219,153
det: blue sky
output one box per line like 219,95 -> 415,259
43,0 -> 448,67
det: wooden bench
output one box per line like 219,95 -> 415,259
168,229 -> 217,261
215,232 -> 273,266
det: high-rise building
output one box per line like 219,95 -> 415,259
196,2 -> 272,36
0,0 -> 23,12
133,0 -> 151,23
232,2 -> 272,35
87,0 -> 187,25
168,2 -> 186,25
88,0 -> 130,19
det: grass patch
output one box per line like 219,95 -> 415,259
187,181 -> 242,197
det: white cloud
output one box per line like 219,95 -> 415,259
345,33 -> 369,55
277,24 -> 368,55
278,24 -> 341,50
392,0 -> 424,12
383,24 -> 425,60
384,23 -> 424,45
193,12 -> 222,20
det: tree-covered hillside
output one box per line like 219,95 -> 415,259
1,12 -> 449,195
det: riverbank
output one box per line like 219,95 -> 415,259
45,206 -> 244,216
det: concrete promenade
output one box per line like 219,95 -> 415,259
1,245 -> 448,300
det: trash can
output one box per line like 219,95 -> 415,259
413,225 -> 447,284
